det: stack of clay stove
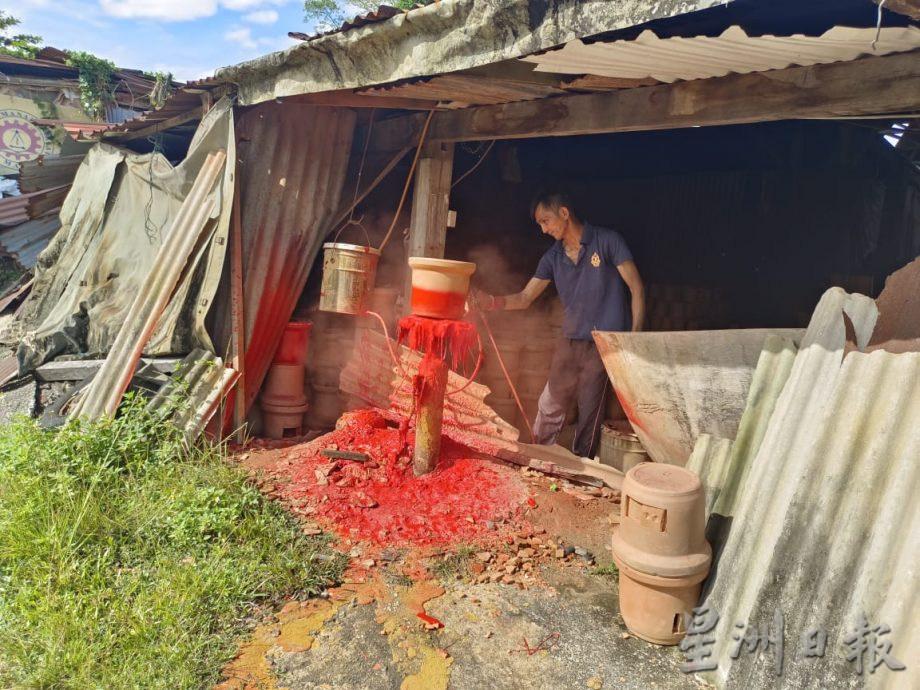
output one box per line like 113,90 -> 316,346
645,284 -> 726,331
611,463 -> 711,646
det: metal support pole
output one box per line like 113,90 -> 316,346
413,358 -> 449,476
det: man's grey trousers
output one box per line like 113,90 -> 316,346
532,338 -> 609,459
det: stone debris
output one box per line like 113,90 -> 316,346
586,676 -> 604,689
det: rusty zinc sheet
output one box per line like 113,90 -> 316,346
592,328 -> 804,466
523,25 -> 920,83
211,102 -> 356,423
0,215 -> 61,270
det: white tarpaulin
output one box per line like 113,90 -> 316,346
14,98 -> 235,374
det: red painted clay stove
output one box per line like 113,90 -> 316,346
611,463 -> 711,645
274,321 -> 312,366
260,363 -> 309,439
407,257 -> 476,320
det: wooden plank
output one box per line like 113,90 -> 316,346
35,358 -> 181,382
368,52 -> 920,149
229,159 -> 247,442
104,106 -> 204,142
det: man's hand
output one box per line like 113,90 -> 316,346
468,288 -> 504,312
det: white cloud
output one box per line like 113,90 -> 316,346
243,9 -> 278,24
221,0 -> 288,9
99,0 -> 290,22
224,27 -> 257,50
100,0 -> 218,21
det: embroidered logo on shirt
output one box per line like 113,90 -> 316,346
591,251 -> 601,267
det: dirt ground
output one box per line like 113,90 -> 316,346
217,427 -> 709,690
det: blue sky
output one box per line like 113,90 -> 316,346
13,0 -> 346,81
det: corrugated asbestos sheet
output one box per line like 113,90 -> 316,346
695,287 -> 920,688
0,215 -> 61,269
358,74 -> 568,107
523,25 -> 920,83
212,102 -> 356,424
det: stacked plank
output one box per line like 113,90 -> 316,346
18,155 -> 84,194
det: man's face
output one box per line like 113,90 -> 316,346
534,203 -> 570,240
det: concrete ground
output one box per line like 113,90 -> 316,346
219,544 -> 706,690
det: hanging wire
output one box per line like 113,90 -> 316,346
872,0 -> 887,51
451,140 -> 495,189
143,133 -> 166,244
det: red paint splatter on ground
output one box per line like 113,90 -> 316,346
261,410 -> 526,547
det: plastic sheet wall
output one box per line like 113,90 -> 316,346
212,102 -> 356,421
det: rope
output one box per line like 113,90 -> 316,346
473,303 -> 536,442
377,110 -> 435,253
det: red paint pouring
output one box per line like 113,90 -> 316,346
273,411 -> 526,546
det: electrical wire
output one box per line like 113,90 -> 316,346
451,140 -> 495,189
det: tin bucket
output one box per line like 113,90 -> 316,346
320,240 -> 380,315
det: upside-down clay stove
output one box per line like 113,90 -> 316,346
400,257 -> 478,475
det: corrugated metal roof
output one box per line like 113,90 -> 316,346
0,215 -> 60,270
0,187 -> 68,227
31,120 -> 113,142
523,25 -> 920,83
696,287 -> 920,688
358,74 -> 568,107
288,4 -> 402,41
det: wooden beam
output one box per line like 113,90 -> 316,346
285,91 -> 449,111
229,159 -> 247,442
104,106 -> 204,142
369,52 -> 920,149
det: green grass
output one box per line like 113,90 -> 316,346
0,396 -> 345,689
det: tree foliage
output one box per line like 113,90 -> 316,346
303,0 -> 432,31
0,11 -> 42,58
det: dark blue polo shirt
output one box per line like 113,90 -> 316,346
534,224 -> 633,340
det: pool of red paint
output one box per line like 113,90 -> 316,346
272,410 -> 527,547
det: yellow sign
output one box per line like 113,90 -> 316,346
591,251 -> 601,267
0,109 -> 50,170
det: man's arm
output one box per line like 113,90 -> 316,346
476,277 -> 550,311
616,260 -> 645,331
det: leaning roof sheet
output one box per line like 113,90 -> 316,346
523,25 -> 920,83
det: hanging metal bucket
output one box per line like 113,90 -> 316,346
319,241 -> 380,314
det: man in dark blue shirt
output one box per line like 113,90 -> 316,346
477,190 -> 645,458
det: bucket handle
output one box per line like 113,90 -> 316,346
330,216 -> 373,248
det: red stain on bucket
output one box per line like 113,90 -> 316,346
274,321 -> 313,365
410,286 -> 467,321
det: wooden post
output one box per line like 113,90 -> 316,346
404,141 -> 455,311
413,358 -> 449,476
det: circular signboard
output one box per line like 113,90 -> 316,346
0,109 -> 50,169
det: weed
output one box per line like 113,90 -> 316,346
593,561 -> 619,581
431,545 -> 476,583
0,398 -> 343,689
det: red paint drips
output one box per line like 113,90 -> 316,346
397,314 -> 478,370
